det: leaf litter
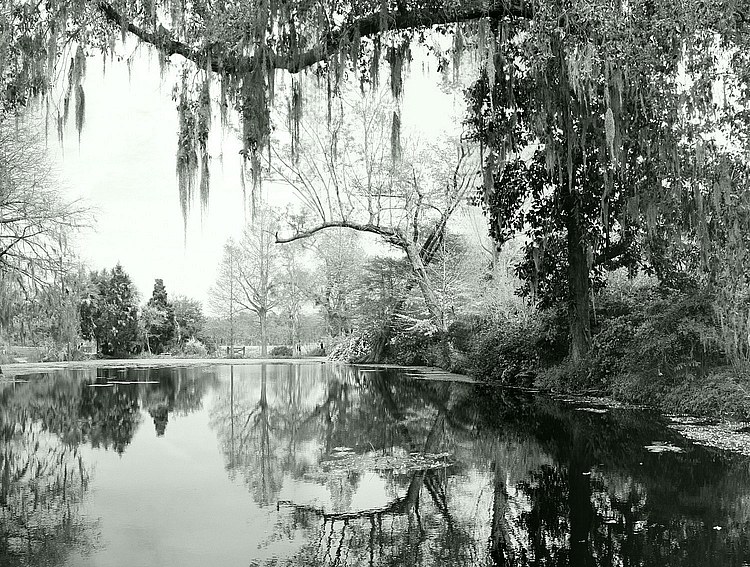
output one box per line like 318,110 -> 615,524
668,416 -> 750,457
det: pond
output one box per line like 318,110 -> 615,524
1,362 -> 750,566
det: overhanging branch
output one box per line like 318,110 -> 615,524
275,221 -> 406,248
96,1 -> 533,76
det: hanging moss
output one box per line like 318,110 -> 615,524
197,78 -> 211,212
391,110 -> 401,164
386,42 -> 409,100
288,76 -> 302,163
370,36 -> 381,88
452,24 -> 464,83
176,76 -> 198,231
74,83 -> 84,139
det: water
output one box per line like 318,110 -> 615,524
1,362 -> 749,566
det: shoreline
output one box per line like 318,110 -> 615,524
0,357 -> 328,377
2,358 -> 749,457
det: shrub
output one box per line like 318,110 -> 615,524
182,338 -> 208,357
465,310 -> 552,384
329,334 -> 372,362
270,345 -> 293,358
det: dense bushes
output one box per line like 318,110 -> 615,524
385,270 -> 750,418
270,345 -> 293,358
449,306 -> 567,384
181,338 -> 208,358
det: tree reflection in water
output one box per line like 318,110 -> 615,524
0,366 -> 218,566
0,373 -> 97,566
4,364 -> 750,566
211,364 -> 750,567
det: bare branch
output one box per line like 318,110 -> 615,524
276,221 -> 406,248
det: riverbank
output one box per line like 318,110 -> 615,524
3,357 -> 750,459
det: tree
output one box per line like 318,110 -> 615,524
172,295 -> 206,346
7,0 -> 750,366
274,92 -> 479,338
275,240 -> 307,347
211,207 -> 279,356
0,117 -> 88,347
144,278 -> 175,354
79,264 -> 140,357
306,230 -> 365,338
460,1 -> 750,361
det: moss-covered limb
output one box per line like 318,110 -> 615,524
96,1 -> 532,76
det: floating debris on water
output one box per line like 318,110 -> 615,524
306,450 -> 454,481
576,407 -> 608,414
644,442 -> 684,453
669,419 -> 750,457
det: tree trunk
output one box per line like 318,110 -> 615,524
489,464 -> 511,566
259,310 -> 268,357
568,457 -> 594,566
404,242 -> 446,331
564,189 -> 592,362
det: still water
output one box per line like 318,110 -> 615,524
1,362 -> 749,566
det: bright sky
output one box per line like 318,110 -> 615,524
46,44 -> 472,308
49,49 -> 246,305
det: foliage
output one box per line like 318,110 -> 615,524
269,345 -> 293,358
464,312 -> 552,384
172,295 -> 206,345
0,118 -> 89,350
305,229 -> 364,337
79,264 -> 140,357
329,334 -> 373,363
276,240 -> 307,345
306,346 -> 326,357
181,337 -> 208,358
144,278 -> 175,354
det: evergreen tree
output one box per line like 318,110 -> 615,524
144,279 -> 175,354
80,264 -> 140,357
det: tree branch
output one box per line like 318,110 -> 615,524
276,221 -> 406,248
96,1 -> 533,76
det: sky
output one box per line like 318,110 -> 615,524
49,49 -> 247,306
45,43 -> 475,308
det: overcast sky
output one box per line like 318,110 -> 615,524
47,45 -> 470,308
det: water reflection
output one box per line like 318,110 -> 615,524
2,363 -> 750,566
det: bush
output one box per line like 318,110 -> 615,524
587,281 -> 722,387
387,329 -> 448,367
182,338 -> 208,357
533,275 -> 727,401
270,345 -> 293,358
329,334 -> 372,362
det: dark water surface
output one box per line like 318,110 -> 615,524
2,362 -> 750,566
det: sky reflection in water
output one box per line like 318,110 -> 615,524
1,362 -> 750,566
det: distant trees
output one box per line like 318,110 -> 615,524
306,230 -> 364,337
274,92 -> 479,338
277,241 -> 306,347
80,264 -> 140,357
173,296 -> 206,346
211,208 -> 280,356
